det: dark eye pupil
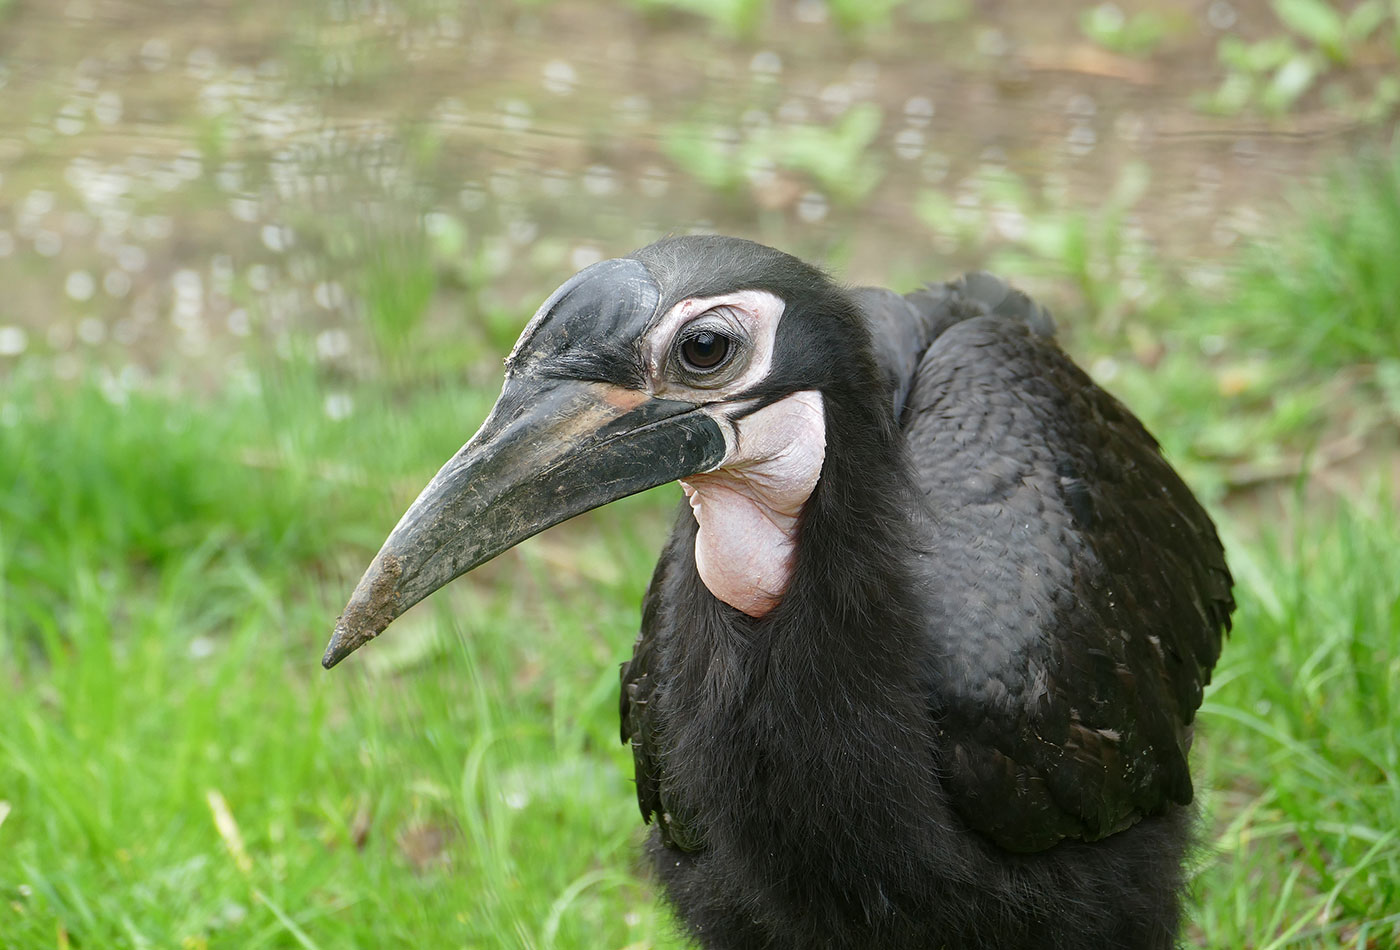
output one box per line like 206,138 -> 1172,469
681,331 -> 729,370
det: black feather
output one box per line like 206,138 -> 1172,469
619,238 -> 1233,949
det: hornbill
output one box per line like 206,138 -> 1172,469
322,235 -> 1234,949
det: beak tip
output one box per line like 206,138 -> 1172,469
320,642 -> 345,669
320,614 -> 381,670
321,552 -> 408,670
320,620 -> 355,669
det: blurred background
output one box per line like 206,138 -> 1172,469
1,0 -> 1398,947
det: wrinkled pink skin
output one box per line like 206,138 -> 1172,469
682,390 -> 826,617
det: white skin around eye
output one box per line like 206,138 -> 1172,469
683,390 -> 825,617
645,290 -> 782,401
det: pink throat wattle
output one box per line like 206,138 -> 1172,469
680,390 -> 825,617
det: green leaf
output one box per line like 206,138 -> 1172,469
770,104 -> 884,201
1220,34 -> 1297,73
632,0 -> 765,36
1273,0 -> 1348,60
1344,0 -> 1389,43
1079,3 -> 1177,57
827,0 -> 905,32
662,123 -> 745,192
1197,71 -> 1256,115
1264,52 -> 1320,111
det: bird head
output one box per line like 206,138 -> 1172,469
322,235 -> 876,668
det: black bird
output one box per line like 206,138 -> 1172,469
322,235 -> 1233,949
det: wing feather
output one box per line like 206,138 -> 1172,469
880,274 -> 1232,851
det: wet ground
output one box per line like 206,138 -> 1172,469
0,0 -> 1396,385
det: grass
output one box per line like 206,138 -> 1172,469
0,363 -> 684,949
3,162 -> 1399,948
1193,496 -> 1400,948
1219,145 -> 1400,369
910,145 -> 1400,500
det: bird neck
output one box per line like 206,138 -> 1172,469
778,391 -> 927,677
661,392 -> 939,886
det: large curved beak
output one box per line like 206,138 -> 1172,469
321,375 -> 725,668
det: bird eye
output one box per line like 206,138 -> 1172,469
678,329 -> 732,373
